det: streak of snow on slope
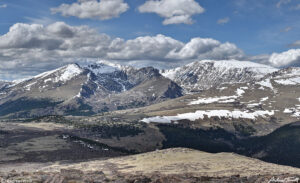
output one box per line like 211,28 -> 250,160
25,82 -> 37,91
283,107 -> 300,117
189,87 -> 246,105
218,99 -> 236,103
260,97 -> 269,102
257,79 -> 273,90
189,96 -> 238,105
274,77 -> 300,85
247,97 -> 269,108
141,110 -> 275,123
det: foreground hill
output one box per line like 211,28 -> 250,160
1,148 -> 300,182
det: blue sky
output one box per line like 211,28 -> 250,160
0,0 -> 298,54
0,0 -> 299,80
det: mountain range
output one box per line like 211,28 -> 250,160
0,59 -> 292,118
2,59 -> 300,168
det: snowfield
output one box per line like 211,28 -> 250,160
162,60 -> 278,81
257,79 -> 273,90
274,77 -> 300,85
284,107 -> 300,117
160,60 -> 278,92
189,87 -> 246,105
59,64 -> 83,82
189,95 -> 238,105
141,109 -> 275,123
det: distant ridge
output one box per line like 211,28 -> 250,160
161,59 -> 278,92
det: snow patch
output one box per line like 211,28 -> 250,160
141,109 -> 275,123
257,79 -> 273,90
274,77 -> 300,85
218,87 -> 228,91
283,106 -> 300,117
58,64 -> 83,82
83,60 -> 133,75
24,82 -> 37,91
260,97 -> 269,102
189,95 -> 238,105
236,88 -> 245,96
189,87 -> 246,105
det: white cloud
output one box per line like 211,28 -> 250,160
281,26 -> 292,32
276,0 -> 291,8
166,38 -> 244,60
138,0 -> 205,25
0,4 -> 7,8
51,0 -> 129,20
292,4 -> 300,10
217,17 -> 230,25
268,49 -> 300,67
0,22 -> 247,80
107,34 -> 184,60
289,40 -> 300,47
1,22 -> 299,80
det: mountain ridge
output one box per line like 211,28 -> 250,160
161,59 -> 278,92
0,61 -> 183,117
0,60 -> 298,118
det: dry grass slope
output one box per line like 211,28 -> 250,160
42,148 -> 300,177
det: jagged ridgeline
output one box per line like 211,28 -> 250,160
0,59 -> 295,118
0,61 -> 183,118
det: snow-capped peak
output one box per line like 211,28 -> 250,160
10,64 -> 84,87
58,64 -> 84,82
205,60 -> 276,71
33,63 -> 83,81
163,60 -> 278,80
81,60 -> 134,75
161,59 -> 278,92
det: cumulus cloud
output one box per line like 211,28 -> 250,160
0,22 -> 246,80
166,38 -> 244,60
51,0 -> 129,20
138,0 -> 205,25
217,17 -> 230,25
268,49 -> 300,67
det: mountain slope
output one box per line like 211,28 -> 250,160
161,60 -> 278,92
40,148 -> 300,178
0,80 -> 11,92
119,66 -> 300,137
3,148 -> 300,182
0,62 -> 183,117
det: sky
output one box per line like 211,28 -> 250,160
0,0 -> 299,80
